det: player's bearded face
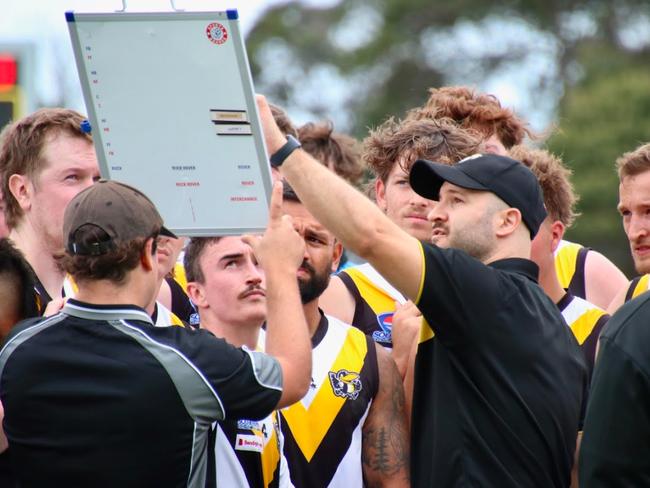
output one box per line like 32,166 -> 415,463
298,258 -> 331,305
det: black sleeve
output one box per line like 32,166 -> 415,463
150,326 -> 282,421
415,242 -> 505,346
579,338 -> 650,485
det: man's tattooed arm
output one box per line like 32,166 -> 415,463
362,344 -> 410,487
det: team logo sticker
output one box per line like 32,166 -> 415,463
372,312 -> 393,344
206,22 -> 228,44
328,369 -> 363,400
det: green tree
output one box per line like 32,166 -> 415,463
548,43 -> 650,275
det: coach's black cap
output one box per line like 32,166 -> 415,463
64,180 -> 176,256
410,153 -> 547,238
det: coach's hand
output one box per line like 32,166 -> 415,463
391,300 -> 422,379
243,181 -> 304,273
255,94 -> 287,156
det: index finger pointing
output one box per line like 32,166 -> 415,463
268,181 -> 284,223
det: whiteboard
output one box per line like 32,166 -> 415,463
67,10 -> 272,236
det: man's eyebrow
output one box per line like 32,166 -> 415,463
219,252 -> 244,262
305,225 -> 330,237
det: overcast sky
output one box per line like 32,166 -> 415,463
0,0 -> 554,131
0,0 -> 292,110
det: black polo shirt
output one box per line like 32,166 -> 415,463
411,243 -> 586,487
0,299 -> 282,487
579,293 -> 650,487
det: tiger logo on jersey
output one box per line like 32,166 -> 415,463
328,369 -> 363,400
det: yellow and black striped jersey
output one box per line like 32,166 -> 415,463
211,330 -> 292,488
280,313 -> 379,488
554,240 -> 590,299
337,263 -> 405,348
212,411 -> 291,488
625,274 -> 649,302
557,293 -> 609,378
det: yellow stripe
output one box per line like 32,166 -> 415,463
281,328 -> 367,461
67,275 -> 79,294
554,242 -> 581,289
419,318 -> 434,344
346,268 -> 396,314
569,309 -> 606,345
261,412 -> 280,488
632,274 -> 650,299
171,312 -> 184,327
415,242 -> 426,305
173,262 -> 188,293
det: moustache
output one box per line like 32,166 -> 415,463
299,260 -> 315,276
238,284 -> 266,299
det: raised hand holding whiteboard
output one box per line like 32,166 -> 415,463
67,10 -> 272,236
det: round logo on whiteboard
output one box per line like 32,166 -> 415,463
206,23 -> 228,45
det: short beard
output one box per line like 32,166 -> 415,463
298,260 -> 331,305
447,205 -> 500,263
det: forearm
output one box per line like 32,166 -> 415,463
362,346 -> 410,487
264,266 -> 311,408
403,338 -> 418,431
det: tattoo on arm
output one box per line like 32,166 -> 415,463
362,345 -> 410,487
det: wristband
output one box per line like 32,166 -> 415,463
270,135 -> 301,168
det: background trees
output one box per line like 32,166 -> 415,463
247,0 -> 650,274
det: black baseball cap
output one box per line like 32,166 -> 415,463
64,180 -> 176,256
410,153 -> 547,238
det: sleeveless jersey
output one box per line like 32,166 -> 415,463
152,302 -> 185,327
280,314 -> 379,488
337,263 -> 406,348
558,293 -> 609,378
554,240 -> 590,299
210,330 -> 291,488
625,274 -> 649,302
212,412 -> 290,488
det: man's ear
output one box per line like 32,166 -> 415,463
140,237 -> 156,271
549,220 -> 565,252
495,208 -> 522,238
186,282 -> 208,309
331,240 -> 344,272
375,178 -> 387,211
8,174 -> 32,212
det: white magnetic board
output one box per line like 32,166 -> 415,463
67,10 -> 272,236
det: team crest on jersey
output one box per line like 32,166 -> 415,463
372,312 -> 393,344
328,369 -> 362,400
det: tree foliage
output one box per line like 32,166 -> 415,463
247,0 -> 650,273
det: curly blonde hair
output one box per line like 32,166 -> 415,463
408,86 -> 534,149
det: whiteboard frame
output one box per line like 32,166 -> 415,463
66,10 -> 273,236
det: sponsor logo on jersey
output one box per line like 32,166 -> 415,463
189,312 -> 200,326
372,312 -> 393,344
237,419 -> 268,438
235,434 -> 264,453
237,419 -> 260,431
328,369 -> 363,400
